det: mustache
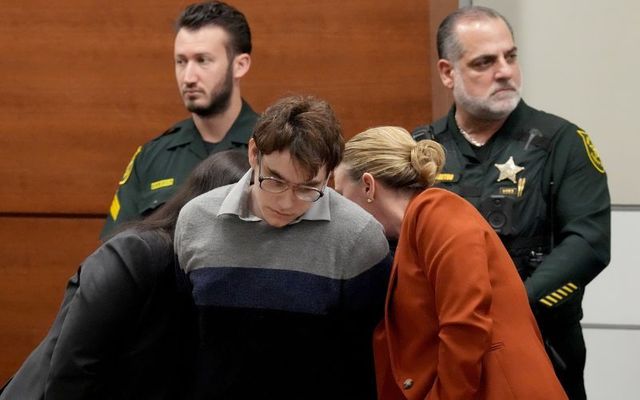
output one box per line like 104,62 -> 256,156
182,87 -> 204,94
492,82 -> 519,93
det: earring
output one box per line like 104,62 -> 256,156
367,198 -> 373,203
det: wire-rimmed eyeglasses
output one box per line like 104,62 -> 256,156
257,153 -> 326,202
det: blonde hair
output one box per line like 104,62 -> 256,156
342,126 -> 445,190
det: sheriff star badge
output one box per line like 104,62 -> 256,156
495,156 -> 524,183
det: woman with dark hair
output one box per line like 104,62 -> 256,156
0,150 -> 249,400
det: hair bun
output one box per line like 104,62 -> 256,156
410,140 -> 446,187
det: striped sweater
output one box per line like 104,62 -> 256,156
175,181 -> 391,399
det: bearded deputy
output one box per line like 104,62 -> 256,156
412,6 -> 610,400
101,1 -> 258,238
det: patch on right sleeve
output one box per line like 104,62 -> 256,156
577,130 -> 605,173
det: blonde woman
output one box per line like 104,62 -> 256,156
334,126 -> 567,400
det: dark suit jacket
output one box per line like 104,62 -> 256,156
0,230 -> 196,400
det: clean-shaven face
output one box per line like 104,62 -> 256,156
249,147 -> 328,228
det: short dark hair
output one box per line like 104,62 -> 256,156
175,1 -> 252,57
437,6 -> 513,61
252,95 -> 344,180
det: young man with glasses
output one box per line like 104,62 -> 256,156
175,95 -> 392,399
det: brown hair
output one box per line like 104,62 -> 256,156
252,95 -> 344,180
342,126 -> 445,191
175,1 -> 252,58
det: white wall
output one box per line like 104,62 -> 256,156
474,0 -> 640,205
581,209 -> 640,399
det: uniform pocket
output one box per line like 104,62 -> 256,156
137,187 -> 175,216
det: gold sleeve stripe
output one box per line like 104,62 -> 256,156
539,298 -> 554,307
540,283 -> 580,307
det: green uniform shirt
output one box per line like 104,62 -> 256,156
413,100 -> 611,322
100,101 -> 258,239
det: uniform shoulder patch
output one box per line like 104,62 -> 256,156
576,129 -> 605,173
119,146 -> 142,185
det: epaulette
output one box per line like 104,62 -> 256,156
160,125 -> 181,137
150,119 -> 190,142
411,116 -> 447,142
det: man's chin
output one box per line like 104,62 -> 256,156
186,102 -> 207,110
187,100 -> 231,118
263,216 -> 293,228
485,96 -> 520,119
185,101 -> 204,113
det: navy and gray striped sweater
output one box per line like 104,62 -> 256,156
175,184 -> 391,399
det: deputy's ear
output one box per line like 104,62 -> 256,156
438,59 -> 454,89
233,53 -> 251,79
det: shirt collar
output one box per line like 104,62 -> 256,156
165,100 -> 258,151
218,170 -> 332,223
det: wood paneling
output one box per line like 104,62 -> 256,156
240,0 -> 434,136
0,2 -> 190,214
0,218 -> 103,384
428,0 -> 455,118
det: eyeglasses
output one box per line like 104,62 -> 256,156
257,154 -> 326,202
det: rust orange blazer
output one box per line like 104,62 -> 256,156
374,188 -> 567,399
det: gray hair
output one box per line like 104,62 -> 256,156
437,6 -> 514,61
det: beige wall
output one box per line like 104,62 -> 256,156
476,0 -> 639,205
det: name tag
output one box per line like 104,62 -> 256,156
435,173 -> 459,183
150,178 -> 175,191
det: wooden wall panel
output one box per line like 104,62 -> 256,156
0,218 -> 103,383
240,0 -> 434,137
0,1 -> 189,214
428,0 -> 456,118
